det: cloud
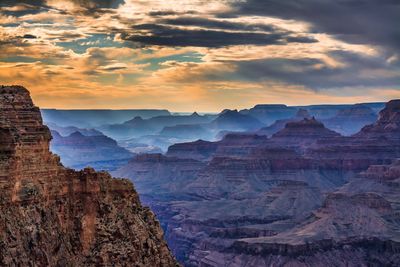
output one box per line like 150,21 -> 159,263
122,23 -> 316,48
0,0 -> 398,111
235,51 -> 400,89
232,0 -> 400,52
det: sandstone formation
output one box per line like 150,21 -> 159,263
0,86 -> 177,266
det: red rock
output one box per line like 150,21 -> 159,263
0,86 -> 178,266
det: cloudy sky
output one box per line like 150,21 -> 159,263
0,0 -> 399,111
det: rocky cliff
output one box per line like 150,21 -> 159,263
0,86 -> 177,266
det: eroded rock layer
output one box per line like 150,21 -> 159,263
0,86 -> 177,266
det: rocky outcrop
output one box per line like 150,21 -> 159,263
0,86 -> 177,266
270,117 -> 341,148
355,99 -> 400,139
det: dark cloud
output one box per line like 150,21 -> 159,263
21,34 -> 37,39
123,24 -> 316,48
148,10 -> 198,17
232,0 -> 400,52
235,51 -> 400,89
160,17 -> 276,32
0,0 -> 123,16
0,0 -> 45,6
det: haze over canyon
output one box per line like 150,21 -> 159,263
1,85 -> 400,266
1,0 -> 399,266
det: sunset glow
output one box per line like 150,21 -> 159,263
1,0 -> 399,111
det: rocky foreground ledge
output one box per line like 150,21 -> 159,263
0,86 -> 178,266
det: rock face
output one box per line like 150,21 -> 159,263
115,99 -> 400,266
0,86 -> 177,266
355,99 -> 400,139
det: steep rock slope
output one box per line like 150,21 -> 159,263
0,86 -> 177,266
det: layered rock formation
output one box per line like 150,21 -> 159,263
115,99 -> 400,266
355,99 -> 400,139
0,86 -> 177,266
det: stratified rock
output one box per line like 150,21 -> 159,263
0,86 -> 178,266
113,153 -> 206,198
271,117 -> 341,149
355,99 -> 400,139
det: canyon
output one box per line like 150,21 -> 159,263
114,99 -> 400,266
0,86 -> 178,266
12,84 -> 399,266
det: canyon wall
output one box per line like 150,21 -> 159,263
0,86 -> 178,266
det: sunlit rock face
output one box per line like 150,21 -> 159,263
115,99 -> 400,266
0,86 -> 178,266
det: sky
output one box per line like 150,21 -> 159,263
0,0 -> 399,112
